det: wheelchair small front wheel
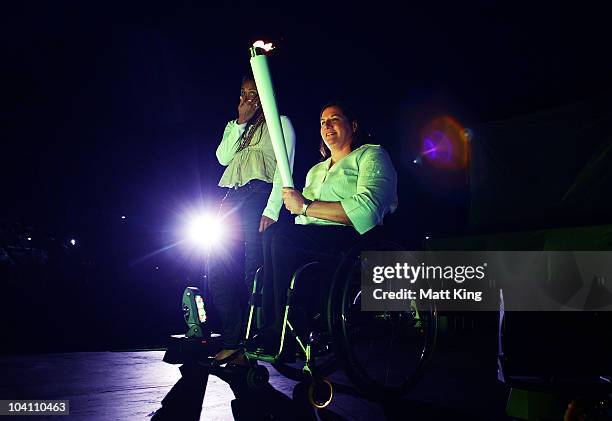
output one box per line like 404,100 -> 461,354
246,365 -> 269,389
307,379 -> 333,409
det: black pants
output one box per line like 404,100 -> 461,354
208,180 -> 272,348
261,223 -> 362,331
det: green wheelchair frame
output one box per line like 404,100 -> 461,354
240,240 -> 438,408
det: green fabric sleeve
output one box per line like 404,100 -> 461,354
340,146 -> 398,234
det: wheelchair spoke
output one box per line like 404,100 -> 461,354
363,338 -> 376,371
343,302 -> 433,390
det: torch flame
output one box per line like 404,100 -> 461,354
253,40 -> 274,51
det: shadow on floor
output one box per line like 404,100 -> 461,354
150,363 -> 346,421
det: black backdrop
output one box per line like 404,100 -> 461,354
469,94 -> 612,233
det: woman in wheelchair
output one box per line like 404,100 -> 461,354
246,101 -> 398,356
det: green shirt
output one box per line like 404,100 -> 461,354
295,144 -> 398,234
216,116 -> 295,221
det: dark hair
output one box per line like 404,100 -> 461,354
318,101 -> 365,159
241,73 -> 255,85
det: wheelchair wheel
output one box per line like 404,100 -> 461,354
246,365 -> 269,390
308,379 -> 333,409
329,240 -> 437,399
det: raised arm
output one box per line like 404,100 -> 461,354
216,120 -> 247,166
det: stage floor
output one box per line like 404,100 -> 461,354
0,335 -> 508,420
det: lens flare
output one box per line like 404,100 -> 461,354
418,116 -> 469,169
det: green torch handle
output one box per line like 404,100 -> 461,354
249,47 -> 294,188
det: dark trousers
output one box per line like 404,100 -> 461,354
208,180 -> 272,348
261,223 -> 362,331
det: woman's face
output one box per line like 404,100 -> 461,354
320,106 -> 355,151
240,80 -> 259,104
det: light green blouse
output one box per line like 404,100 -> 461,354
216,116 -> 295,221
295,144 -> 398,234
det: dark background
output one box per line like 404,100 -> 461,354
1,1 -> 611,352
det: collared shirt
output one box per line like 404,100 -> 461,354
295,144 -> 398,234
216,116 -> 295,221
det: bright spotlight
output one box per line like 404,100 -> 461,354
70,239 -> 76,246
186,213 -> 223,249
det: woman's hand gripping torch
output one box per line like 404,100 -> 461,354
249,41 -> 294,188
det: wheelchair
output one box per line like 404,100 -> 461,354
241,237 -> 438,408
164,237 -> 438,409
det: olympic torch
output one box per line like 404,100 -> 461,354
249,41 -> 294,188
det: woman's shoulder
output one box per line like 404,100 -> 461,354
353,144 -> 389,159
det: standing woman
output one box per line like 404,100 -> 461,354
209,75 -> 295,363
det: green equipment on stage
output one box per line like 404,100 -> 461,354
182,287 -> 208,338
